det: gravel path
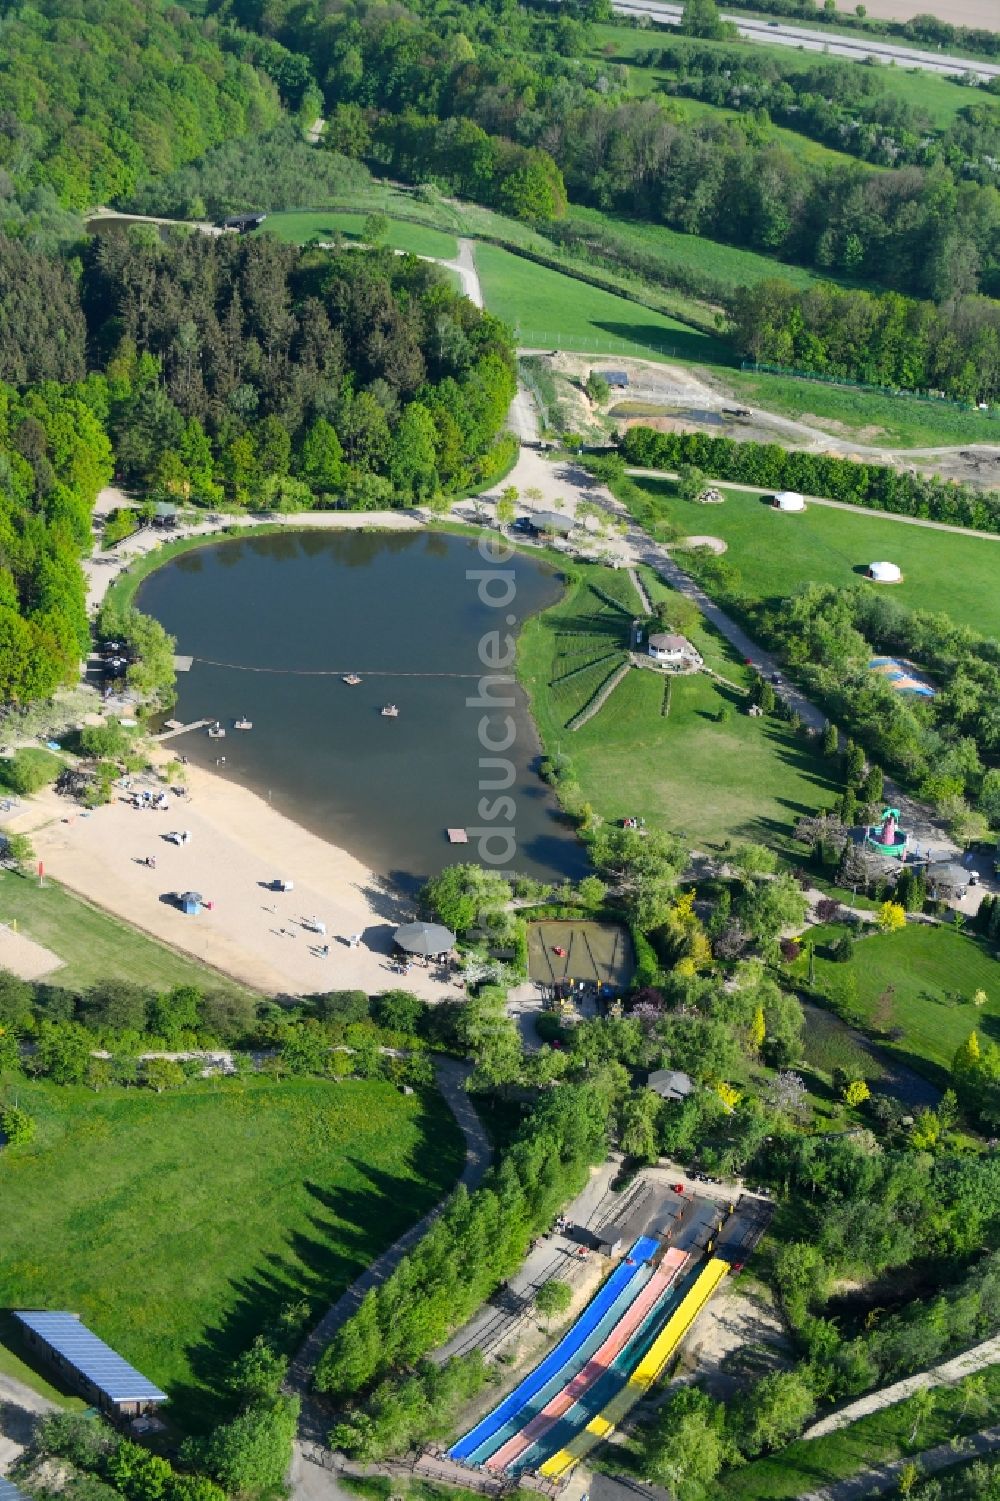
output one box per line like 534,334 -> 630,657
804,1335 -> 1000,1440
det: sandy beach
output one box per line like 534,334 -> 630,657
7,764 -> 466,1000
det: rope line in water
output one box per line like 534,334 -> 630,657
192,656 -> 482,679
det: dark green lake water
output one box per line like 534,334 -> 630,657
138,529 -> 588,888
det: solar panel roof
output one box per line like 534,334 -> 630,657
13,1312 -> 167,1404
0,1478 -> 32,1501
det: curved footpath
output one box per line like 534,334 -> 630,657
288,1058 -> 491,1497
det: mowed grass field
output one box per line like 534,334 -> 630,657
626,479 -> 1000,637
0,1076 -> 464,1430
0,871 -> 249,995
263,211 -> 458,260
796,923 -> 1000,1077
474,244 -> 732,368
518,563 -> 837,848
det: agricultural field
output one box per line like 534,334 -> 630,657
725,368 -> 1000,448
263,211 -> 458,261
624,478 -> 1000,637
474,244 -> 732,367
517,563 -> 837,849
0,1075 -> 464,1430
0,871 -> 249,995
793,923 -> 1000,1078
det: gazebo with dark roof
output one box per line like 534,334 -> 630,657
393,920 -> 456,956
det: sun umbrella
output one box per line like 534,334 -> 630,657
394,920 -> 456,956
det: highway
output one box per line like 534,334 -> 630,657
611,0 -> 1000,80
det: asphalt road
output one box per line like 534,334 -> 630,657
611,0 -> 1000,80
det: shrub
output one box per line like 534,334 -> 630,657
0,748 -> 63,795
2,1104 -> 37,1148
831,932 -> 855,963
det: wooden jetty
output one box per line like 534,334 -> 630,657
153,718 -> 211,742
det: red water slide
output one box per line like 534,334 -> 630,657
485,1247 -> 690,1474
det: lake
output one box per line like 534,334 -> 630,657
138,528 -> 588,889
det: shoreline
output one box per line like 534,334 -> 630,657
10,759 -> 466,1001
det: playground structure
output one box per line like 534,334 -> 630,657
527,921 -> 633,996
864,804 -> 909,859
449,1195 -> 770,1483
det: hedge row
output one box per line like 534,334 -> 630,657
619,426 -> 1000,533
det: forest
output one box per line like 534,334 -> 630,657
0,226 -> 516,700
0,0 -> 285,222
82,230 -> 516,506
194,0 -> 1000,301
0,380 -> 112,704
731,279 -> 1000,402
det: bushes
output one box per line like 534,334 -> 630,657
0,748 -> 63,795
182,1397 -> 298,1498
329,1352 -> 487,1461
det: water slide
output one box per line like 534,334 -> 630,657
486,1247 -> 690,1473
464,1260 -> 660,1467
539,1257 -> 730,1479
448,1235 -> 660,1463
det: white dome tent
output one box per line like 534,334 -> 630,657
869,560 -> 902,583
774,490 -> 805,512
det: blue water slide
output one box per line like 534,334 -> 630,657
465,1264 -> 656,1465
449,1235 -> 659,1462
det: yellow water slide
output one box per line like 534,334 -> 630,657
540,1257 -> 729,1479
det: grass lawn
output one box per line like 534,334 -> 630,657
518,563 -> 838,849
799,1000 -> 883,1085
474,243 -> 732,368
718,1363 -> 1000,1500
626,478 -> 1000,637
0,1075 -> 464,1430
0,871 -> 249,995
263,211 -> 458,260
0,1336 -> 86,1409
567,205 -> 826,292
793,922 -> 1000,1078
726,368 -> 1000,448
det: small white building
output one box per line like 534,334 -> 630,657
647,632 -> 703,669
774,490 -> 805,512
869,560 -> 902,583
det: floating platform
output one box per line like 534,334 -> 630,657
173,655 -> 193,672
447,828 -> 469,844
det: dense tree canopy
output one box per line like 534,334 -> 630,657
80,228 -> 515,505
0,379 -> 112,702
0,0 -> 283,216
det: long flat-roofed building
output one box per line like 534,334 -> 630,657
13,1311 -> 167,1417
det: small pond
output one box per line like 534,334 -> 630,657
138,528 -> 588,889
